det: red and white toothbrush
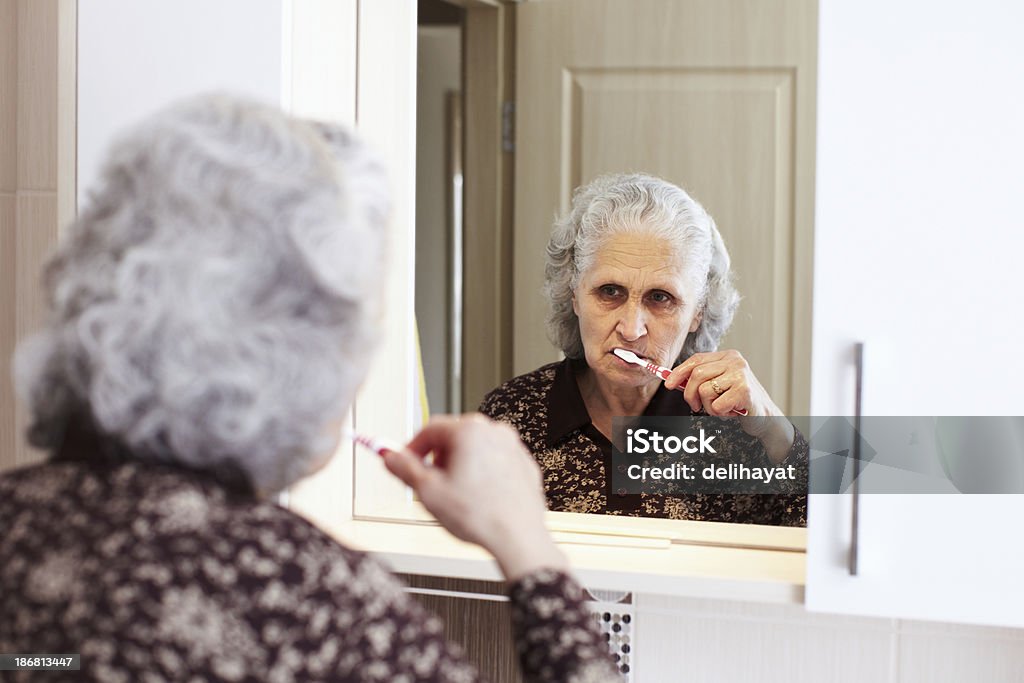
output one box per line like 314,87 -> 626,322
612,348 -> 748,416
343,429 -> 403,457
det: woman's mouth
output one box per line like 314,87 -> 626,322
611,348 -> 650,366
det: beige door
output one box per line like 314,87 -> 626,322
513,0 -> 817,415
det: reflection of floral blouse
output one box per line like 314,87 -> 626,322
0,423 -> 620,682
481,359 -> 808,526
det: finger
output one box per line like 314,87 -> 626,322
664,364 -> 690,392
697,380 -> 724,414
404,415 -> 463,459
682,374 -> 704,413
681,350 -> 730,368
675,350 -> 747,383
383,449 -> 435,490
680,361 -> 730,411
666,352 -> 725,389
710,385 -> 747,417
709,371 -> 755,415
687,359 -> 733,384
385,452 -> 467,535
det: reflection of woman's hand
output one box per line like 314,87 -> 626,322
665,350 -> 794,464
383,414 -> 568,580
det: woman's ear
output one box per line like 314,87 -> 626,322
689,308 -> 703,333
572,293 -> 579,316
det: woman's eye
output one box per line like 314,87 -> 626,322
648,291 -> 673,305
597,285 -> 623,298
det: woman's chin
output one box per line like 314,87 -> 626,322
595,360 -> 655,388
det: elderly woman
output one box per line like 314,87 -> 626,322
482,173 -> 807,525
0,95 -> 620,681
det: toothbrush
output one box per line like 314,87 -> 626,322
612,348 -> 749,416
343,429 -> 405,457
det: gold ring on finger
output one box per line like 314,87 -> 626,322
711,379 -> 725,396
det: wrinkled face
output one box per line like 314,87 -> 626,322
572,232 -> 703,389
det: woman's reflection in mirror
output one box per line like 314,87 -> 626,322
481,173 -> 808,525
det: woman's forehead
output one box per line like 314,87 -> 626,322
585,233 -> 694,282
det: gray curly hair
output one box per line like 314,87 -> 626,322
545,173 -> 739,363
12,93 -> 389,494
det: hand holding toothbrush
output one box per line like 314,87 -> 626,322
613,348 -> 749,417
668,349 -> 794,464
379,415 -> 569,581
615,347 -> 795,464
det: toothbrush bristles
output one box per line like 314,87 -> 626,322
344,429 -> 406,457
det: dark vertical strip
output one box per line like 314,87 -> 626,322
850,341 -> 864,576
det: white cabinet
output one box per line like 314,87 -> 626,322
807,495 -> 1024,628
805,0 -> 1024,628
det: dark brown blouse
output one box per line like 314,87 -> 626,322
481,359 -> 808,526
0,423 -> 621,682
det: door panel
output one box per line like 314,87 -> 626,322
514,0 -> 817,414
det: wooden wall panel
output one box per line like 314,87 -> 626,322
0,0 -> 17,193
0,196 -> 16,465
11,194 -> 55,467
16,0 -> 58,190
2,0 -> 74,472
1,0 -> 16,468
55,0 -> 75,231
399,574 -> 523,683
13,195 -> 56,342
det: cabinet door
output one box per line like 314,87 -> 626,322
807,494 -> 1024,628
806,0 -> 1024,628
514,0 -> 818,415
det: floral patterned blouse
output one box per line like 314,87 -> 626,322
481,359 -> 808,526
0,421 -> 620,682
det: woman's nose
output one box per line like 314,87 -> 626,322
616,301 -> 647,341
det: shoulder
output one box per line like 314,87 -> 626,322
171,479 -> 403,608
479,361 -> 561,419
0,460 -> 457,679
479,362 -> 565,455
215,500 -> 475,680
0,459 -> 398,608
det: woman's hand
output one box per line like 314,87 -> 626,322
382,414 -> 568,581
664,350 -> 794,464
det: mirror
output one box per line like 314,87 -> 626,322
414,0 -> 812,530
416,1 -> 464,416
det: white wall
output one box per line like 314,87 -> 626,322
635,592 -> 1024,683
811,0 -> 1024,417
77,0 -> 284,204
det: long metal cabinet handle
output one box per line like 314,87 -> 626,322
850,342 -> 864,576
